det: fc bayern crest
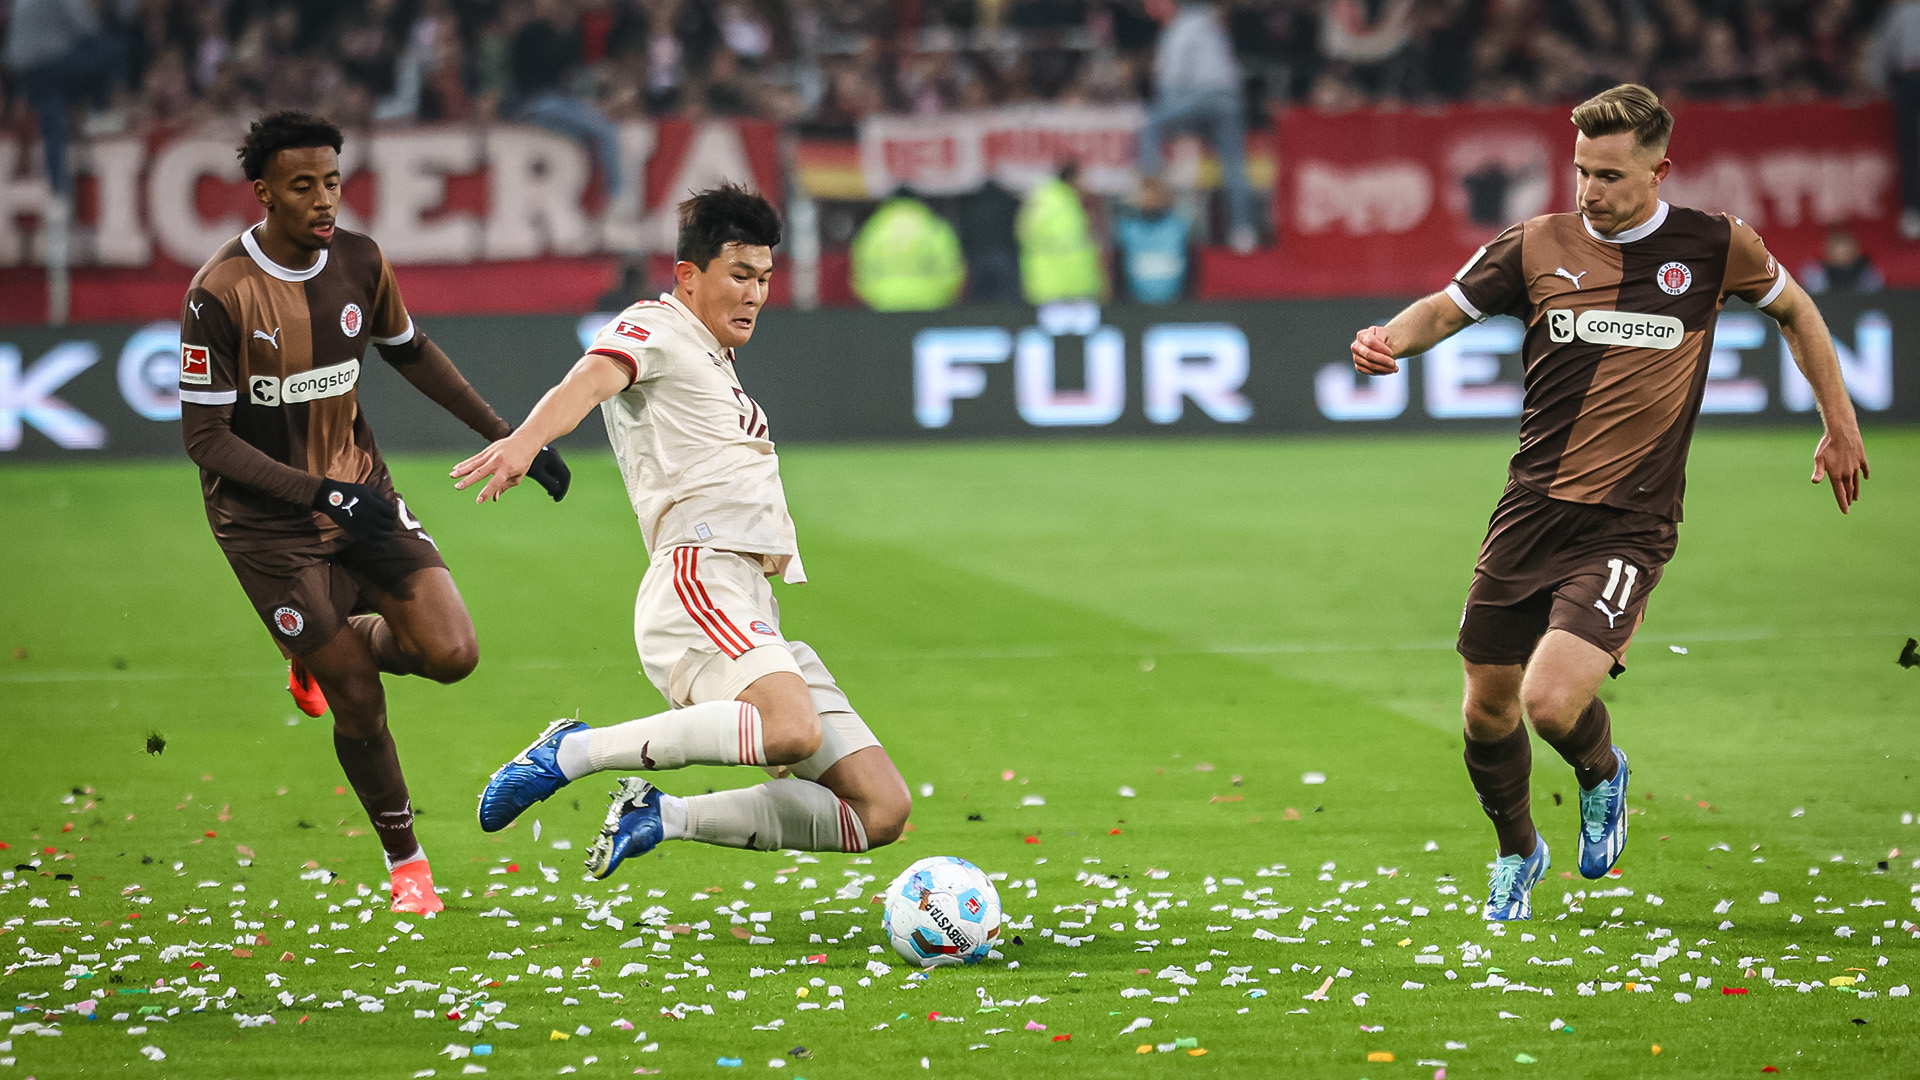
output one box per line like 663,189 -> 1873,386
750,620 -> 776,636
341,303 -> 363,337
273,606 -> 305,636
1656,261 -> 1692,295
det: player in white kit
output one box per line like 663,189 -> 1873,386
453,185 -> 911,877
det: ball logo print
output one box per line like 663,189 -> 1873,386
884,856 -> 1001,967
1657,262 -> 1693,296
273,606 -> 305,636
341,303 -> 363,337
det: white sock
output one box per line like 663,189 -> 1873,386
659,794 -> 688,840
683,778 -> 868,853
583,699 -> 765,774
386,845 -> 426,873
555,730 -> 593,780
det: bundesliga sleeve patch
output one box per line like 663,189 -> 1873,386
613,321 -> 650,342
180,343 -> 212,385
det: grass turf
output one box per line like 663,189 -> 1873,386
0,428 -> 1915,1079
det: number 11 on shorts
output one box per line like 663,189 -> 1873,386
1600,557 -> 1639,607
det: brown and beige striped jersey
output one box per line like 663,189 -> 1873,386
179,226 -> 413,550
1447,201 -> 1784,521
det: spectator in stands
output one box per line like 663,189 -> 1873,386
1799,228 -> 1885,293
851,188 -> 966,311
6,0 -> 126,195
957,178 -> 1023,304
1018,162 -> 1107,304
512,0 -> 628,206
1137,0 -> 1256,253
1869,0 -> 1920,238
1113,174 -> 1190,305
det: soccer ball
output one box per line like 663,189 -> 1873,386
882,856 -> 1002,967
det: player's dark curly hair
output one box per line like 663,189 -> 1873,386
676,183 -> 782,268
237,111 -> 343,182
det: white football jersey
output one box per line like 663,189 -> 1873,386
588,292 -> 804,582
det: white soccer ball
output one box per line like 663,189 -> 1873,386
882,855 -> 1002,967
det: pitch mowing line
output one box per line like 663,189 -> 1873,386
4,625 -> 1901,685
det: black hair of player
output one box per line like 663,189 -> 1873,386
675,184 -> 782,269
238,112 -> 344,182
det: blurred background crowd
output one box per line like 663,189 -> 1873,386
3,0 -> 1912,315
3,0 -> 1902,140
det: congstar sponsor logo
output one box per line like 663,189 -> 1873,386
1547,310 -> 1685,349
248,359 -> 361,408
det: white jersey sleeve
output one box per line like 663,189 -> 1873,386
587,306 -> 670,388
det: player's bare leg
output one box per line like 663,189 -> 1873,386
348,567 -> 479,684
299,622 -> 441,913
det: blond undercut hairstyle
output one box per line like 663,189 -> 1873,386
1570,84 -> 1673,155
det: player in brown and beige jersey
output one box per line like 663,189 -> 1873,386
178,112 -> 571,913
1350,85 -> 1869,920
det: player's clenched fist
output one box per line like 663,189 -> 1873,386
1351,324 -> 1399,376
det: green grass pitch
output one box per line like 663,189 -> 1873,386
1,428 -> 1916,1079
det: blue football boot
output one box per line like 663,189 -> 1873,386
477,718 -> 586,832
1483,836 -> 1551,921
1577,747 -> 1631,879
585,777 -> 665,880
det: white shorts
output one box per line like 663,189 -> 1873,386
634,545 -> 880,780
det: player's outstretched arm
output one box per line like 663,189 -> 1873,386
1763,274 -> 1870,513
1351,292 -> 1475,375
452,354 -> 630,504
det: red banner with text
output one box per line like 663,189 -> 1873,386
1205,101 -> 1905,298
0,119 -> 781,324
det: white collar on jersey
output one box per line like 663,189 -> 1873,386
657,291 -> 735,363
241,224 -> 329,282
1582,200 -> 1670,244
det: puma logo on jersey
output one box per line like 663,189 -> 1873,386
253,327 -> 281,348
1553,267 -> 1588,288
1593,599 -> 1626,628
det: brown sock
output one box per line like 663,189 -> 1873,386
1463,724 -> 1537,858
348,614 -> 412,677
333,728 -> 420,868
1540,698 -> 1619,791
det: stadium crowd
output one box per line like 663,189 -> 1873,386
2,0 -> 1902,140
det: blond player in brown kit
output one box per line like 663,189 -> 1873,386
458,184 -> 911,876
1349,85 -> 1869,920
180,112 -> 569,912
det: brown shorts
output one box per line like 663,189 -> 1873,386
222,494 -> 447,657
1456,480 -> 1678,674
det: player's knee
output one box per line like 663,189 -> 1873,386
416,635 -> 479,684
1461,693 -> 1521,741
760,712 -> 823,765
858,789 -> 912,849
1521,686 -> 1582,736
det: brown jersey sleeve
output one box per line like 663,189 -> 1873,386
1721,215 -> 1787,308
369,251 -> 414,346
1447,223 -> 1528,321
178,287 -> 239,405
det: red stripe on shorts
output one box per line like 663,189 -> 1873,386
685,550 -> 756,654
672,547 -> 750,657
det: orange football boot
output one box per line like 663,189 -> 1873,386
288,658 -> 327,717
389,858 -> 444,914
